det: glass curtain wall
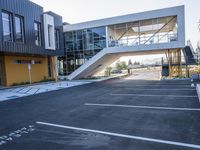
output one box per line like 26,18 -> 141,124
107,16 -> 178,47
64,27 -> 106,74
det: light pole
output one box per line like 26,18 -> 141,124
28,63 -> 32,85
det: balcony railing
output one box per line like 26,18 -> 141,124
108,33 -> 178,48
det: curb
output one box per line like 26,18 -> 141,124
0,74 -> 129,91
73,74 -> 129,82
0,81 -> 57,91
99,74 -> 129,81
196,84 -> 200,103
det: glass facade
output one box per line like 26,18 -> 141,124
107,16 -> 178,47
64,27 -> 106,74
61,16 -> 178,76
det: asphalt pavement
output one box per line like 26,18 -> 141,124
0,73 -> 200,150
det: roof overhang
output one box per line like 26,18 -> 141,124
63,5 -> 184,32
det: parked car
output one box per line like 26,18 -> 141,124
111,70 -> 122,74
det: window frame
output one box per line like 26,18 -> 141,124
48,25 -> 53,47
55,29 -> 60,49
2,10 -> 13,42
14,15 -> 25,43
34,21 -> 42,46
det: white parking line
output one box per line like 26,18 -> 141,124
84,103 -> 200,111
36,121 -> 200,149
115,85 -> 192,87
110,93 -> 198,98
122,88 -> 195,91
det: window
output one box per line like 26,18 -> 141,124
15,15 -> 24,43
2,11 -> 12,42
13,60 -> 42,64
55,29 -> 60,49
34,22 -> 41,46
48,25 -> 53,47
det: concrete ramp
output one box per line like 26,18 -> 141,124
67,47 -> 120,80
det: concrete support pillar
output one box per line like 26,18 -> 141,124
51,56 -> 58,81
177,49 -> 182,77
167,49 -> 182,78
168,50 -> 172,78
186,65 -> 190,78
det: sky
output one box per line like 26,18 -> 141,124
31,0 -> 200,63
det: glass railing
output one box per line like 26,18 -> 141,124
108,33 -> 178,48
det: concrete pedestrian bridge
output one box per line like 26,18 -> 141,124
60,6 -> 195,79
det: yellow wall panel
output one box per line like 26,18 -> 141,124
4,55 -> 49,86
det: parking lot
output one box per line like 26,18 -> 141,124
0,76 -> 200,150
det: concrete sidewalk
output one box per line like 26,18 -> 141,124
0,74 -> 129,102
0,81 -> 91,102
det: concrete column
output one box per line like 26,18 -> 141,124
51,56 -> 58,81
177,49 -> 182,77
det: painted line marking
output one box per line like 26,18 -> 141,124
36,121 -> 200,149
84,103 -> 200,111
16,88 -> 25,93
0,125 -> 35,146
114,84 -> 192,87
25,88 -> 32,94
121,88 -> 195,91
34,88 -> 40,94
110,93 -> 198,98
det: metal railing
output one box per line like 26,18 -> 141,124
186,40 -> 198,63
187,40 -> 196,54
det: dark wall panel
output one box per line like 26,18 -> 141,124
0,0 -> 64,56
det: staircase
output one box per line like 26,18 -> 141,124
161,41 -> 197,77
183,41 -> 197,65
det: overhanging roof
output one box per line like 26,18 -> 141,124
63,5 -> 184,32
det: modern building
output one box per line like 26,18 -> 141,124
60,5 -> 189,80
0,0 -> 64,86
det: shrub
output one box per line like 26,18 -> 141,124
12,82 -> 19,86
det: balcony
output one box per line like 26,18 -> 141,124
107,16 -> 178,48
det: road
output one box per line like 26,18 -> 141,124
0,73 -> 200,150
126,67 -> 161,80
